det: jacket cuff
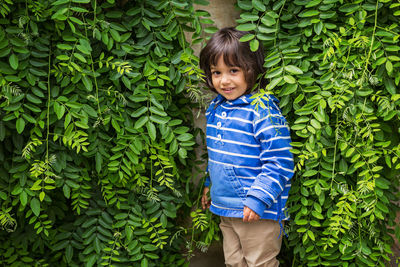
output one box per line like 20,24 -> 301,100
244,196 -> 267,217
204,177 -> 210,187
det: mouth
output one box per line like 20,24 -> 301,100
221,87 -> 234,93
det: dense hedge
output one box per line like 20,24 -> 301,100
234,0 -> 400,265
0,0 -> 213,266
2,0 -> 400,266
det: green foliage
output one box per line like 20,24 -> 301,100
0,0 -> 212,265
235,0 -> 400,265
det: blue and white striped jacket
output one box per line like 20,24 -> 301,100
205,93 -> 294,221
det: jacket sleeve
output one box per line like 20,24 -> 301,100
243,111 -> 294,216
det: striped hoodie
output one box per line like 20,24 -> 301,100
204,93 -> 294,221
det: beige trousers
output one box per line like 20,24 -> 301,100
220,217 -> 282,267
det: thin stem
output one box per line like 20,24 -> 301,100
360,0 -> 379,85
273,0 -> 286,47
82,13 -> 102,118
330,110 -> 339,192
46,44 -> 51,165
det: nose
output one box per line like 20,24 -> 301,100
221,73 -> 230,85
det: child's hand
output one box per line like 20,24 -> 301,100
243,206 -> 260,222
201,187 -> 211,210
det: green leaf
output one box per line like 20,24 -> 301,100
240,13 -> 259,22
265,67 -> 283,78
111,118 -> 121,133
16,117 -> 25,134
250,39 -> 259,52
252,0 -> 266,12
261,15 -> 275,26
54,102 -> 66,119
169,139 -> 178,155
64,113 -> 71,128
176,133 -> 193,142
283,75 -> 296,84
284,65 -> 303,75
56,55 -> 69,61
74,53 -> 86,63
303,170 -> 318,177
95,152 -> 102,173
311,210 -> 324,220
57,44 -> 73,50
307,230 -> 315,241
30,198 -> 40,216
147,121 -> 156,141
134,116 -> 149,129
9,54 -> 18,70
376,178 -> 390,189
52,0 -> 69,5
383,77 -> 396,95
20,191 -> 27,206
143,244 -> 158,251
39,191 -> 45,202
178,147 -> 187,159
314,21 -> 323,35
63,184 -> 70,199
385,60 -> 393,73
86,254 -> 96,267
149,106 -> 167,117
295,219 -> 308,225
267,77 -> 282,90
150,115 -> 170,124
69,16 -> 84,25
81,76 -> 93,92
110,29 -> 121,42
310,119 -> 321,129
239,34 -> 255,42
298,10 -> 319,17
83,104 -> 97,117
131,107 -> 148,118
141,258 -> 148,267
313,106 -> 325,122
236,23 -> 257,31
75,121 -> 89,129
66,244 -> 73,263
72,0 -> 90,4
306,0 -> 321,7
314,183 -> 322,196
93,237 -> 101,253
345,147 -> 355,157
339,3 -> 359,13
143,62 -> 155,76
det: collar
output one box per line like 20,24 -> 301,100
214,94 -> 252,107
215,93 -> 280,107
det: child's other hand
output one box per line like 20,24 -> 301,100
243,206 -> 260,222
201,187 -> 211,210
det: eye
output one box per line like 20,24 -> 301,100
211,70 -> 220,75
230,68 -> 240,74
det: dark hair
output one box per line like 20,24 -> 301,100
199,27 -> 266,93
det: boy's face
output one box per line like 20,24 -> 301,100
210,55 -> 248,100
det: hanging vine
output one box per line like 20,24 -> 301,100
234,0 -> 400,265
0,0 -> 214,265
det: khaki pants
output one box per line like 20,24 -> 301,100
220,217 -> 282,267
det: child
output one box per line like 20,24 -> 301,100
199,27 -> 294,267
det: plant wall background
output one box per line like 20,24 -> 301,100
1,0 -> 400,266
234,0 -> 400,265
0,0 -> 214,266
